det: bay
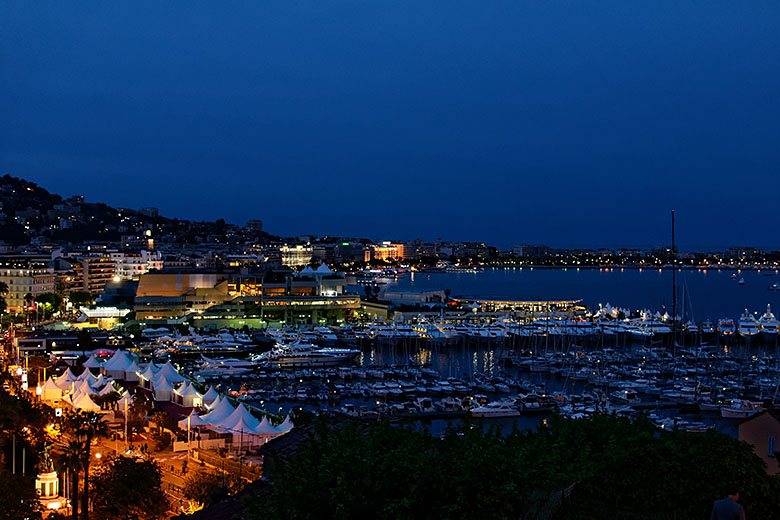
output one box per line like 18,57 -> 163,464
382,267 -> 780,322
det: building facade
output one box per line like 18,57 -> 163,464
0,255 -> 56,312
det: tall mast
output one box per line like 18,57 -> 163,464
671,210 -> 676,349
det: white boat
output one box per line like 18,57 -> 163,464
252,342 -> 360,368
759,305 -> 780,337
720,400 -> 762,419
717,318 -> 736,336
471,400 -> 522,418
609,389 -> 640,404
738,310 -> 760,337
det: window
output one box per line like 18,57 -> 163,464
769,436 -> 776,457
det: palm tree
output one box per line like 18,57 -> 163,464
0,280 -> 7,317
66,410 -> 109,520
24,292 -> 34,325
58,440 -> 83,520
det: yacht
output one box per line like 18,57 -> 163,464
717,318 -> 736,336
471,399 -> 522,418
609,389 -> 640,404
759,305 -> 780,337
251,342 -> 360,368
737,310 -> 760,337
700,320 -> 716,335
720,400 -> 763,419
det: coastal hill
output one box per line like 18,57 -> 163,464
0,174 -> 276,246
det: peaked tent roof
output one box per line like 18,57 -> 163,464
315,263 -> 334,275
76,369 -> 99,384
201,397 -> 236,425
152,374 -> 174,392
201,386 -> 219,403
219,403 -> 262,432
174,381 -> 203,399
103,350 -> 134,371
206,395 -> 223,410
116,391 -> 133,409
83,353 -> 104,368
256,416 -> 277,434
76,379 -> 98,396
55,368 -> 77,388
158,361 -> 186,384
139,363 -> 158,380
98,382 -> 117,396
177,410 -> 210,430
276,415 -> 294,433
42,377 -> 62,392
126,360 -> 140,374
73,392 -> 101,412
226,414 -> 263,435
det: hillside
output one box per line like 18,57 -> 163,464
0,175 -> 275,246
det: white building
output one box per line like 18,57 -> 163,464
0,255 -> 55,312
109,250 -> 162,280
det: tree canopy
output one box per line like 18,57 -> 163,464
90,456 -> 168,520
247,414 -> 780,520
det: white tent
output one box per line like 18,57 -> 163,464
116,391 -> 133,413
76,369 -> 99,384
93,374 -> 107,388
102,350 -> 135,379
73,392 -> 101,412
276,415 -> 294,434
315,263 -> 334,275
219,403 -> 262,432
152,375 -> 175,402
256,416 -> 277,435
40,377 -> 63,402
201,386 -> 219,406
55,368 -> 77,388
83,353 -> 105,369
177,409 -> 210,430
98,381 -> 117,396
124,361 -> 140,382
138,363 -> 159,388
200,397 -> 235,425
174,381 -> 203,408
76,379 -> 99,396
157,360 -> 186,385
206,394 -> 223,410
227,415 -> 265,447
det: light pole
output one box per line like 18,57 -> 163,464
124,398 -> 128,451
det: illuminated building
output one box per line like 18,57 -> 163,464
109,249 -> 162,280
280,245 -> 313,266
0,255 -> 56,312
134,272 -> 230,320
370,242 -> 406,261
80,255 -> 116,294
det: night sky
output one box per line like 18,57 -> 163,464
2,1 -> 779,249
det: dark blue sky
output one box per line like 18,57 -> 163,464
2,1 -> 779,249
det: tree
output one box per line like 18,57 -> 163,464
90,456 -> 168,520
64,410 -> 110,520
247,415 -> 780,520
0,281 -> 8,317
57,440 -> 83,520
0,472 -> 43,520
24,292 -> 34,325
69,291 -> 93,308
34,292 -> 64,319
183,469 -> 245,509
